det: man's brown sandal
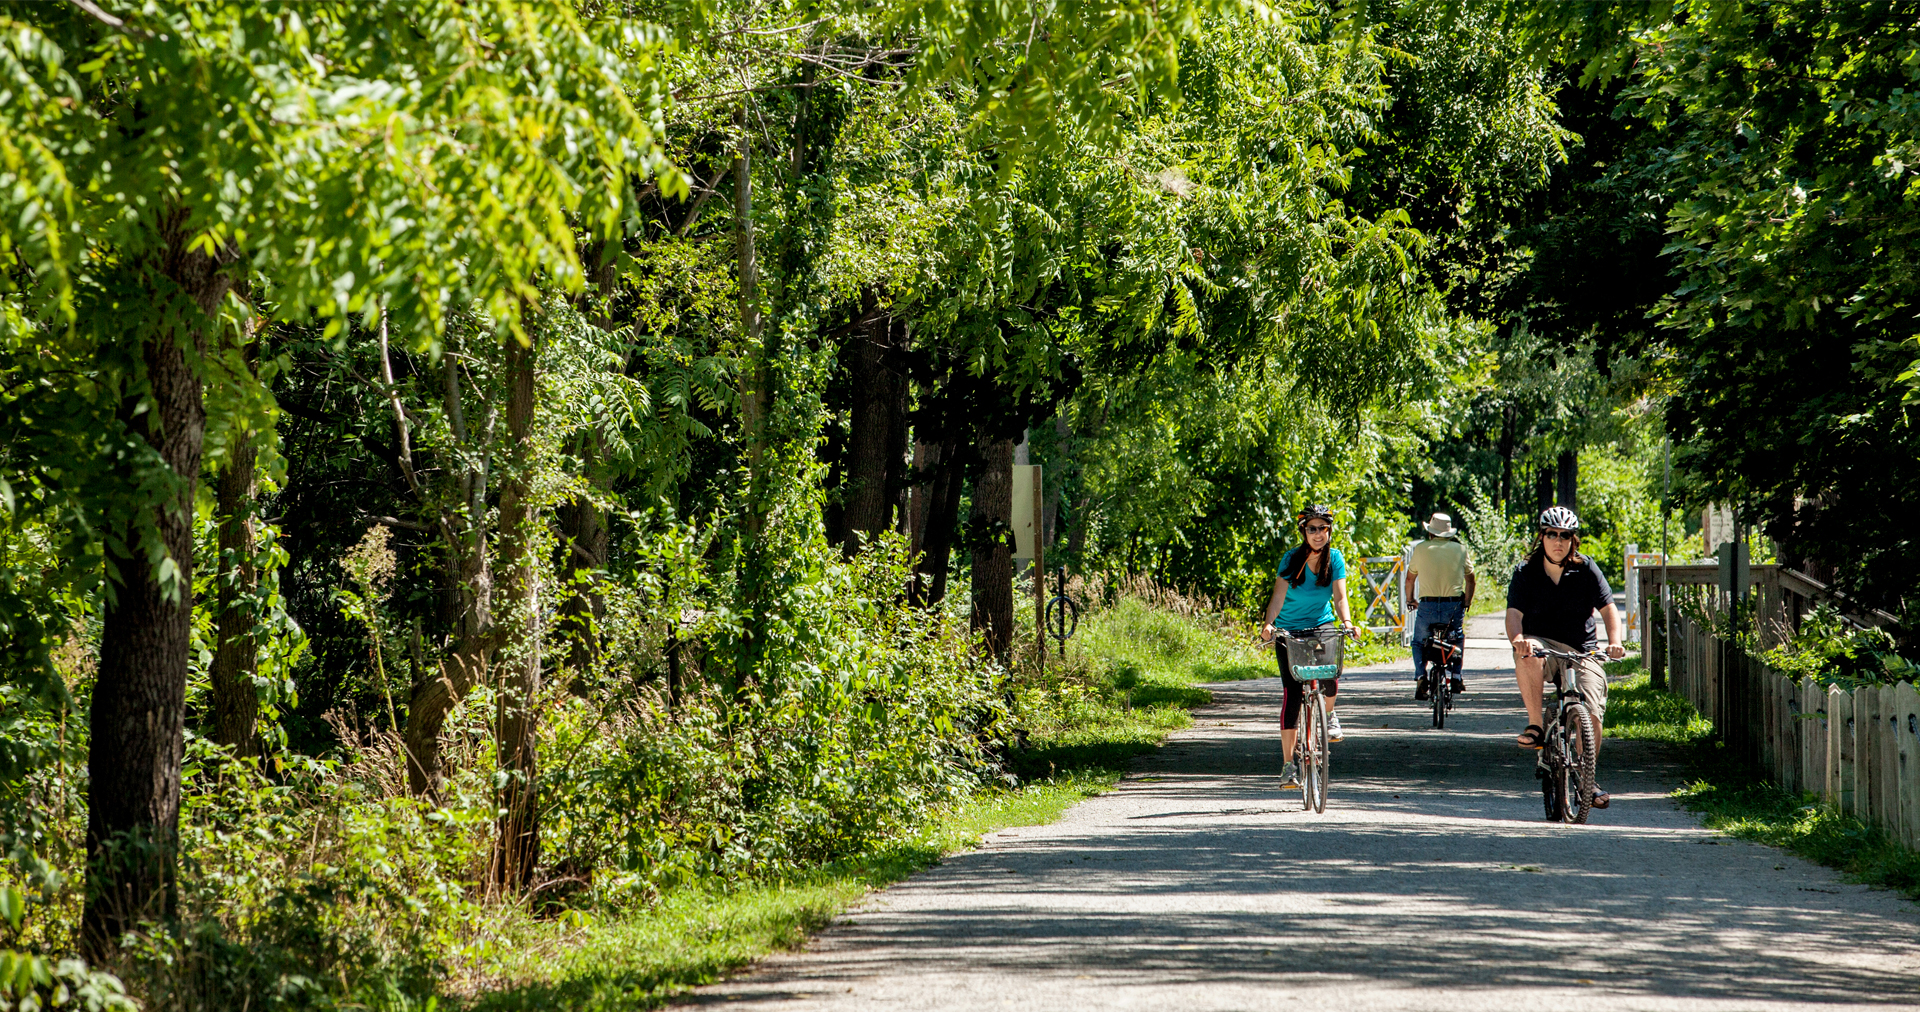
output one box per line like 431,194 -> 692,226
1516,724 -> 1546,749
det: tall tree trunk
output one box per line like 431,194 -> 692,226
1555,449 -> 1578,511
734,114 -> 772,698
970,437 -> 1015,663
912,436 -> 966,606
1534,466 -> 1553,512
84,224 -> 231,958
403,349 -> 493,798
491,331 -> 541,893
839,297 -> 905,556
208,429 -> 259,755
907,440 -> 935,560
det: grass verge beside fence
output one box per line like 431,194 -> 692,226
1603,664 -> 1920,901
467,591 -> 1258,1009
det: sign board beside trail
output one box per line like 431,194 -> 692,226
1011,465 -> 1041,561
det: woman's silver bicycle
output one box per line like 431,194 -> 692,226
1530,643 -> 1601,824
1276,628 -> 1345,814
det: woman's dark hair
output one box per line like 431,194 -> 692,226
1524,531 -> 1586,568
1281,541 -> 1333,589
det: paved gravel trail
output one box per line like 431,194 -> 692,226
686,616 -> 1920,1010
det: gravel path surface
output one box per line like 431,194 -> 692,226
684,616 -> 1920,1010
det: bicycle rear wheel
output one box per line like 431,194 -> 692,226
1563,702 -> 1598,824
1308,692 -> 1330,813
1430,661 -> 1449,729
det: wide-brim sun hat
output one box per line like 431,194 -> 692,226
1424,513 -> 1457,537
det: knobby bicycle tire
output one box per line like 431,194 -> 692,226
1308,692 -> 1330,813
1563,702 -> 1597,825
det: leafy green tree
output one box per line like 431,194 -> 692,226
0,0 -> 673,947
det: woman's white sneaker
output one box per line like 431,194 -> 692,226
1328,714 -> 1344,742
1279,761 -> 1301,788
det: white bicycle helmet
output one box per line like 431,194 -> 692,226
1538,505 -> 1580,532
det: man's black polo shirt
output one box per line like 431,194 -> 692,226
1505,554 -> 1614,650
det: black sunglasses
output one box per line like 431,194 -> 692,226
1542,529 -> 1575,542
1303,524 -> 1333,534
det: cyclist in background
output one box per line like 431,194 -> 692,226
1261,504 -> 1357,788
1405,512 -> 1475,700
1507,506 -> 1626,808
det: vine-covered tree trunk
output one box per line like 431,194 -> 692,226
492,332 -> 540,893
405,351 -> 493,798
209,429 -> 259,755
84,224 -> 232,958
733,118 -> 771,699
970,437 -> 1015,662
556,433 -> 608,676
558,256 -> 616,675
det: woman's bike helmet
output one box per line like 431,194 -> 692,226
1538,505 -> 1580,532
1296,504 -> 1336,528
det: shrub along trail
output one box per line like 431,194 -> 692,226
684,616 -> 1920,1010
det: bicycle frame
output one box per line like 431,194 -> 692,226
1420,622 -> 1464,728
1532,645 -> 1600,824
1276,628 -> 1344,813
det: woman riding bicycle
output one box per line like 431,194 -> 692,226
1506,506 -> 1626,809
1260,504 -> 1357,789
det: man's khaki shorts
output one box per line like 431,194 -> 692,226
1524,636 -> 1607,724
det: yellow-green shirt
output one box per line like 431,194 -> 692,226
1408,537 -> 1473,598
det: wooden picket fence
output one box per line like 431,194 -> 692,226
1642,563 -> 1920,849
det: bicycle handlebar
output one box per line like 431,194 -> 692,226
1274,626 -> 1358,642
1529,645 -> 1604,662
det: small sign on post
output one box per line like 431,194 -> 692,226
1011,465 -> 1040,562
1716,539 -> 1751,600
1011,464 -> 1044,670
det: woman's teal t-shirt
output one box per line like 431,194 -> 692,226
1272,547 -> 1347,630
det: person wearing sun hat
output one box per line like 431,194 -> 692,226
1405,511 -> 1475,698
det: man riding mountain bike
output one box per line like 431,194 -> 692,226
1506,506 -> 1626,810
1405,511 -> 1475,700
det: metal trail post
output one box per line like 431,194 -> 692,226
1659,436 -> 1671,690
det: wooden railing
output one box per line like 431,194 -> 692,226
1636,564 -> 1919,849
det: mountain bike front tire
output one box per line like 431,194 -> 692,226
1562,702 -> 1597,825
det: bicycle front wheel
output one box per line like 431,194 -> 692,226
1563,702 -> 1598,824
1308,692 -> 1330,813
